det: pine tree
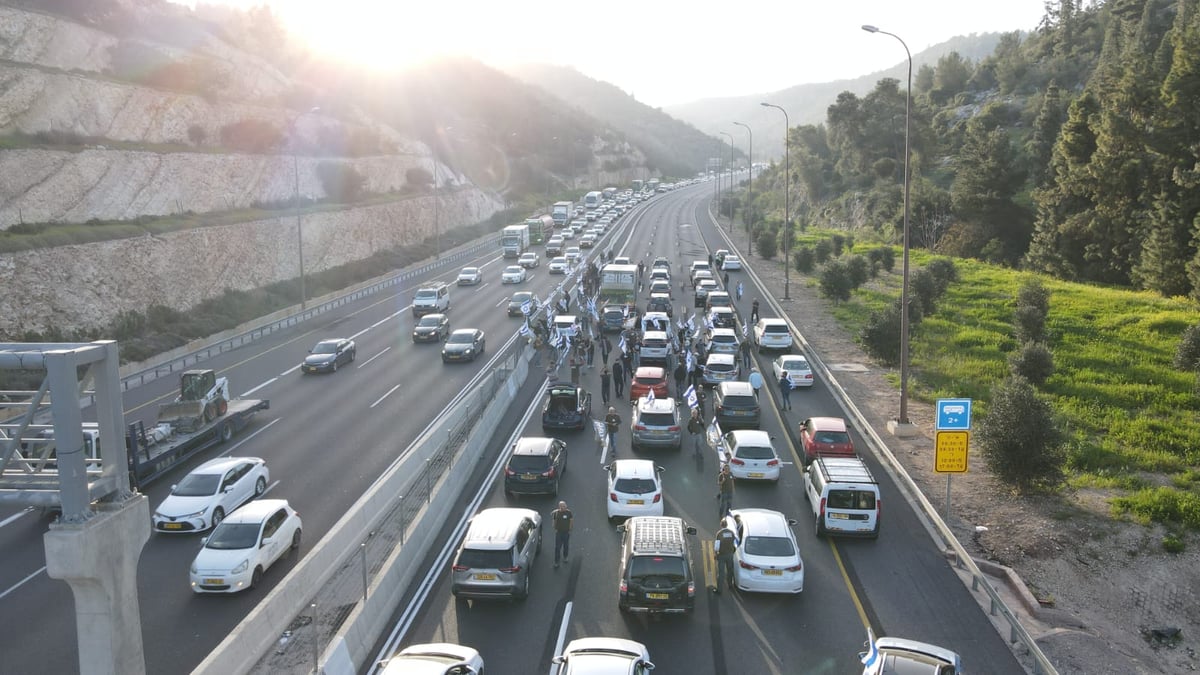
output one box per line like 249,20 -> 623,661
1135,191 -> 1191,295
950,104 -> 1028,258
1026,82 -> 1065,187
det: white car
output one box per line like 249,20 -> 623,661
549,256 -> 568,274
720,508 -> 803,594
721,255 -> 742,271
519,252 -> 540,268
189,499 -> 302,593
717,429 -> 781,481
580,233 -> 598,248
605,459 -> 664,520
773,354 -> 815,389
613,256 -> 632,265
456,267 -> 483,286
501,265 -> 527,284
753,318 -> 794,352
381,643 -> 484,675
861,631 -> 963,675
561,227 -> 576,239
565,246 -> 582,264
553,637 -> 654,674
707,328 -> 740,355
153,456 -> 269,533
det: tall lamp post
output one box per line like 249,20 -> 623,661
290,106 -> 319,310
863,24 -> 915,430
761,102 -> 790,300
719,131 -> 734,230
733,122 -> 752,256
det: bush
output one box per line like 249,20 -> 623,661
925,257 -> 959,289
219,119 -> 283,153
974,376 -> 1066,492
819,260 -> 853,303
859,300 -> 903,365
406,167 -> 433,189
1009,340 -> 1055,385
868,246 -> 896,273
187,125 -> 207,145
813,239 -> 833,264
1014,304 -> 1047,344
1172,324 -> 1200,370
845,254 -> 871,289
1017,279 -> 1050,316
316,161 -> 366,203
756,229 -> 777,259
793,246 -> 815,274
830,234 -> 845,257
910,268 -> 941,316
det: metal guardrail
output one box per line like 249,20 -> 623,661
708,204 -> 1058,675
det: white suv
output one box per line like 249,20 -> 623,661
605,459 -> 664,519
753,318 -> 793,352
553,637 -> 654,674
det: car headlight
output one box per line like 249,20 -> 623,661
231,558 -> 250,575
464,348 -> 474,355
183,508 -> 208,519
190,560 -> 198,574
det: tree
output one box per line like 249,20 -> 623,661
974,376 -> 1066,492
756,229 -> 777,259
1009,341 -> 1055,385
1026,82 -> 1065,187
930,52 -> 973,104
949,103 -> 1029,260
818,260 -> 853,303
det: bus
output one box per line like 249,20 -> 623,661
525,215 -> 554,246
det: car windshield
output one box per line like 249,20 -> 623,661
712,335 -> 735,344
312,342 -> 338,354
205,522 -> 260,550
172,473 -> 220,497
815,431 -> 851,445
461,268 -> 478,275
828,489 -> 877,509
511,293 -> 532,302
781,358 -> 808,370
508,455 -> 550,472
415,289 -> 437,299
707,363 -> 734,373
447,333 -> 476,344
636,375 -> 665,385
417,316 -> 442,327
629,556 -> 687,581
735,444 -> 775,460
456,547 -> 512,570
721,395 -> 757,408
639,412 -> 676,427
744,535 -> 795,557
614,477 -> 658,494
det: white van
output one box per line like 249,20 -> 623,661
803,456 -> 880,538
412,282 -> 451,318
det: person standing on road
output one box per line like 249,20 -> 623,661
604,407 -> 622,453
688,407 -> 705,453
778,371 -> 792,410
739,338 -> 752,372
713,520 -> 739,594
723,271 -> 730,288
673,360 -> 688,397
600,365 -> 612,405
750,298 -> 760,324
600,334 -> 612,363
717,463 -> 734,516
570,354 -> 581,385
736,281 -> 744,301
612,359 -> 625,397
586,339 -> 595,368
552,501 -> 573,568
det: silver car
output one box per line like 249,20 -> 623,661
451,507 -> 542,601
631,396 -> 681,450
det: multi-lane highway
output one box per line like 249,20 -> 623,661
0,180 -> 1024,674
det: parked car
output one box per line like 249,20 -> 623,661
504,437 -> 567,497
442,329 -> 486,363
709,306 -> 736,329
412,313 -> 450,342
565,246 -> 582,264
519,251 -> 540,268
605,459 -> 665,519
457,267 -> 483,286
720,508 -> 803,594
716,429 -> 782,481
773,354 -> 815,389
451,507 -> 541,601
153,457 -> 269,533
381,643 -> 484,675
646,294 -> 674,318
501,265 -> 527,284
631,396 -> 681,450
189,499 -> 301,593
580,233 -> 597,248
721,254 -> 742,271
694,279 -> 719,307
707,328 -> 740,355
799,416 -> 855,465
553,638 -> 654,674
302,338 -> 356,374
542,384 -> 592,432
753,318 -> 793,352
713,381 -> 760,430
702,353 -> 739,387
861,630 -> 962,675
628,367 -> 669,402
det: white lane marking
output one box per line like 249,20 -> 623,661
0,508 -> 32,531
359,347 -> 391,368
527,274 -> 536,282
370,384 -> 402,409
0,566 -> 45,601
281,364 -> 302,377
219,418 -> 281,458
242,378 -> 277,398
494,296 -> 507,308
549,601 -> 574,675
262,479 -> 281,495
476,282 -> 490,292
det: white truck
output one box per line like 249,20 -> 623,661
584,191 -> 603,210
552,201 -> 574,227
501,223 -> 531,258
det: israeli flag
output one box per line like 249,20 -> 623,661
687,314 -> 696,331
684,384 -> 698,409
686,350 -> 695,372
618,334 -> 627,355
705,314 -> 714,330
519,322 -> 532,337
706,417 -> 723,451
861,628 -> 879,667
677,317 -> 686,331
550,330 -> 563,349
521,299 -> 533,315
646,388 -> 655,403
742,322 -> 749,338
566,324 -> 577,337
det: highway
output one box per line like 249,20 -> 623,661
0,180 -> 1023,674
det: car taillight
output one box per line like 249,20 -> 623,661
819,497 -> 826,520
877,498 -> 882,519
739,560 -> 758,570
652,493 -> 661,503
687,581 -> 695,597
802,373 -> 813,380
619,579 -> 628,595
505,467 -> 516,476
667,425 -> 680,432
767,459 -> 780,467
542,467 -> 556,478
786,562 -> 803,572
610,492 -> 618,502
731,458 -> 745,465
634,424 -> 647,431
452,564 -> 469,571
499,565 -> 521,573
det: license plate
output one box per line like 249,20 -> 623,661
729,410 -> 748,416
650,430 -> 667,435
628,499 -> 644,505
763,569 -> 783,576
830,512 -> 850,520
203,578 -> 223,585
163,523 -> 183,530
473,573 -> 496,581
749,472 -> 764,478
646,592 -> 669,600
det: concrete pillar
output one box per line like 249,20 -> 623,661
44,496 -> 150,675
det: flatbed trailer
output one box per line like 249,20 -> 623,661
126,398 -> 269,488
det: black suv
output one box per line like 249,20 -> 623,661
713,381 -> 761,430
504,437 -> 568,497
616,516 -> 696,615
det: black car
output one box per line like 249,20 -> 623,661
504,437 -> 568,497
301,338 -> 356,374
412,313 -> 450,342
442,328 -> 486,362
646,294 -> 673,319
617,516 -> 696,615
713,381 -> 761,430
508,292 -> 535,317
541,384 -> 592,432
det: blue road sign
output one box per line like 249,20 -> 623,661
936,398 -> 972,430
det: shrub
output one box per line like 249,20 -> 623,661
219,119 -> 283,153
859,300 -> 903,365
1162,534 -> 1185,553
757,229 -> 777,259
187,124 -> 207,145
316,161 -> 366,203
925,257 -> 959,289
813,239 -> 833,264
1009,340 -> 1054,385
830,234 -> 845,257
793,246 -> 815,274
845,254 -> 871,289
974,376 -> 1066,492
406,167 -> 433,189
819,260 -> 853,303
910,267 -> 941,316
1014,304 -> 1047,344
1173,324 -> 1200,370
869,246 -> 896,273
1017,279 -> 1050,316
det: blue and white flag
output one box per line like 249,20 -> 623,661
705,314 -> 714,330
742,322 -> 749,338
519,322 -> 532,337
646,388 -> 655,404
687,313 -> 696,331
521,299 -> 533,315
677,317 -> 686,331
684,384 -> 698,409
566,324 -> 577,337
861,628 -> 879,667
686,349 -> 695,372
618,334 -> 627,355
550,330 -> 562,349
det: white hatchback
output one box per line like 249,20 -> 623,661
553,637 -> 654,675
721,255 -> 742,271
773,354 -> 815,389
721,508 -> 803,594
501,265 -> 526,284
153,456 -> 269,533
190,499 -> 301,594
718,429 -> 781,481
605,459 -> 664,519
381,643 -> 484,675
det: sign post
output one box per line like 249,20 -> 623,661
934,399 -> 972,515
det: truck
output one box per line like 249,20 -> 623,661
632,179 -> 643,192
501,223 -> 531,258
602,187 -> 618,201
525,215 -> 554,246
647,179 -> 661,193
552,201 -> 574,227
599,263 -> 640,333
584,191 -> 603,210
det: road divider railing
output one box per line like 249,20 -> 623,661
193,329 -> 534,675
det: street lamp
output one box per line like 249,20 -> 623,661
719,131 -> 734,230
290,106 -> 319,310
733,122 -> 752,257
863,24 -> 915,430
761,102 -> 790,300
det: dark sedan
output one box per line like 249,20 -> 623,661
442,328 -> 486,363
412,313 -> 450,342
541,384 -> 592,432
301,338 -> 356,374
508,292 -> 535,317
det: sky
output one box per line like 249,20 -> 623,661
187,1 -> 1049,107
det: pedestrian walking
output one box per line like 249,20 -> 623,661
708,253 -> 714,267
690,360 -> 704,389
723,271 -> 730,288
586,339 -> 595,367
778,371 -> 792,410
688,407 -> 705,453
600,334 -> 612,363
622,349 -> 633,377
570,355 -> 581,385
739,338 -> 752,371
673,360 -> 687,396
600,365 -> 612,405
736,281 -> 744,301
612,360 -> 625,397
750,298 -> 760,324
552,501 -> 573,568
632,343 -> 641,369
717,464 -> 735,517
604,407 -> 622,453
713,519 -> 739,593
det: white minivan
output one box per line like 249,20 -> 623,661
803,456 -> 880,538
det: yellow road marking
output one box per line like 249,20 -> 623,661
831,540 -> 872,630
701,539 -> 715,589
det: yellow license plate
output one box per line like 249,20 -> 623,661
522,473 -> 537,480
647,593 -> 669,600
203,578 -> 223,585
628,499 -> 644,505
163,523 -> 183,530
749,472 -> 764,478
763,569 -> 783,576
830,513 -> 850,520
473,573 -> 496,581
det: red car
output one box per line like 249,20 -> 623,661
628,366 -> 669,402
799,416 -> 855,465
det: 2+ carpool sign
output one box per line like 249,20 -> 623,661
936,398 -> 972,431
